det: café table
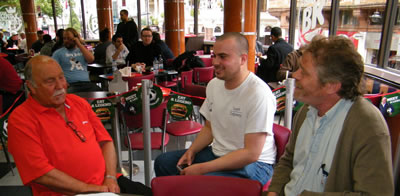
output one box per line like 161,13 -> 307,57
88,63 -> 113,74
153,70 -> 178,84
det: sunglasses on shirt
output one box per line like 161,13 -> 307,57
66,121 -> 87,142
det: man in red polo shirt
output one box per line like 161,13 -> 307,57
7,55 -> 151,196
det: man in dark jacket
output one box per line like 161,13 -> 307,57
115,9 -> 138,51
256,27 -> 293,83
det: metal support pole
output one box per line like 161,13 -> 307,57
112,106 -> 122,170
141,79 -> 152,186
284,78 -> 295,129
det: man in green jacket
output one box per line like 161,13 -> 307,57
267,36 -> 393,196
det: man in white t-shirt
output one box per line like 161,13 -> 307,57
154,32 -> 277,185
106,34 -> 129,70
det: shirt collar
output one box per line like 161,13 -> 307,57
308,98 -> 348,121
27,94 -> 71,113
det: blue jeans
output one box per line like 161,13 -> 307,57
154,146 -> 274,185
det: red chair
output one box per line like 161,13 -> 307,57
151,175 -> 262,196
263,123 -> 292,191
180,69 -> 194,90
182,84 -> 206,107
120,101 -> 170,179
200,57 -> 213,67
193,66 -> 214,85
364,94 -> 382,107
196,50 -> 204,55
123,73 -> 155,90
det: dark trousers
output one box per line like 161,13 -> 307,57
118,176 -> 152,196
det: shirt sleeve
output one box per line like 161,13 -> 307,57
106,45 -> 113,64
245,87 -> 276,135
7,110 -> 54,185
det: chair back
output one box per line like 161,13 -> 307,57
124,73 -> 155,90
364,94 -> 382,107
273,123 -> 292,160
180,69 -> 193,89
200,57 -> 213,67
193,67 -> 214,84
182,84 -> 206,106
151,175 -> 262,196
122,101 -> 168,130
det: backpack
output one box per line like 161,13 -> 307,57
173,51 -> 204,73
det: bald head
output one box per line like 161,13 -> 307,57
25,55 -> 67,108
25,56 -> 61,86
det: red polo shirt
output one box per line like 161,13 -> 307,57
8,94 -> 112,196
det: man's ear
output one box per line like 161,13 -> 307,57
324,82 -> 341,95
26,80 -> 36,94
240,53 -> 248,66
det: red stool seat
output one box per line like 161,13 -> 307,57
126,132 -> 170,150
166,120 -> 202,136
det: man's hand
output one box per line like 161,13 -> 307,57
73,37 -> 82,46
267,192 -> 279,196
180,163 -> 208,175
102,178 -> 120,193
83,183 -> 108,193
177,149 -> 195,167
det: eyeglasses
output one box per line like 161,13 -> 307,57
66,121 -> 87,142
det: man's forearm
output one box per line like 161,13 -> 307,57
77,43 -> 95,63
187,121 -> 213,154
100,141 -> 118,177
34,168 -> 106,195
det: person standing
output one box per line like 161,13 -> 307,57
256,27 -> 293,83
154,32 -> 277,186
115,9 -> 138,51
18,32 -> 27,53
267,36 -> 393,196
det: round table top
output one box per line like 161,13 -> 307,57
88,63 -> 112,68
73,91 -> 112,99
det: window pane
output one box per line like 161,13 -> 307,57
197,0 -> 224,41
337,0 -> 385,67
387,0 -> 400,72
83,0 -> 98,39
260,0 -> 290,47
294,0 -> 331,48
0,4 -> 23,38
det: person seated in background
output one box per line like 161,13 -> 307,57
51,29 -> 64,54
255,40 -> 264,57
7,55 -> 152,196
152,32 -> 174,60
40,34 -> 55,56
31,30 -> 45,53
18,32 -> 27,53
267,36 -> 393,196
129,27 -> 163,72
52,27 -> 100,93
275,46 -> 305,82
106,34 -> 129,70
0,32 -> 7,52
6,33 -> 19,49
256,27 -> 293,83
94,28 -> 112,65
154,32 -> 277,186
0,57 -> 24,113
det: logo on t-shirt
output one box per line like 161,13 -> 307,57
70,58 -> 84,71
230,107 -> 242,117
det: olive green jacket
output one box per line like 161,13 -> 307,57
268,97 -> 394,196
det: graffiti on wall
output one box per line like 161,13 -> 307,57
0,6 -> 23,33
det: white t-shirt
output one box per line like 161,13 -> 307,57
200,72 -> 277,164
106,44 -> 129,65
